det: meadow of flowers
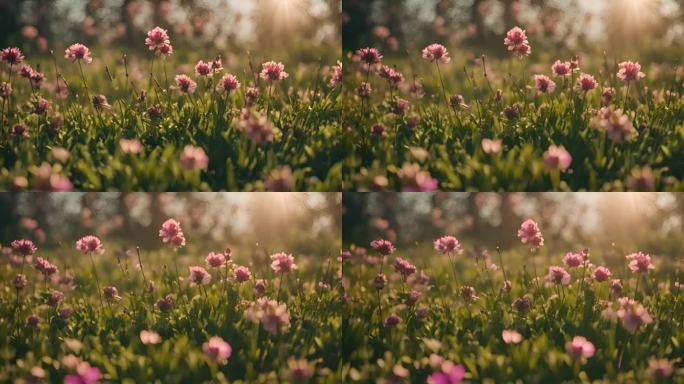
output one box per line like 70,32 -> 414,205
0,219 -> 342,383
0,27 -> 343,191
342,26 -> 684,191
341,219 -> 684,382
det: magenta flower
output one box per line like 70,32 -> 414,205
253,279 -> 267,296
174,74 -> 197,94
610,279 -> 623,295
356,47 -> 383,65
205,252 -> 226,268
330,61 -> 342,87
259,61 -> 288,82
64,362 -> 101,384
533,74 -> 556,94
195,60 -> 212,77
65,44 -> 92,64
189,266 -> 212,285
562,252 -> 585,268
428,362 -> 465,384
217,74 -> 240,94
372,273 -> 387,290
504,27 -> 531,57
434,235 -> 462,255
26,314 -> 41,327
397,162 -> 438,192
370,239 -> 395,256
180,145 -> 208,171
546,266 -> 571,285
617,61 -> 645,82
159,218 -> 186,249
406,290 -> 422,306
47,290 -> 64,306
270,252 -> 297,273
11,239 -> 37,255
140,330 -> 161,345
422,43 -> 451,64
543,145 -> 572,171
244,298 -> 290,334
203,336 -> 232,365
393,257 -> 417,278
576,73 -> 598,92
234,265 -> 252,282
1,47 -> 24,65
517,219 -> 544,249
34,257 -> 58,276
145,27 -> 170,52
551,60 -> 571,76
75,235 -> 104,255
104,286 -> 121,302
626,252 -> 654,274
502,329 -> 523,344
384,313 -> 401,327
593,266 -> 612,282
13,274 -> 28,289
565,336 -> 595,362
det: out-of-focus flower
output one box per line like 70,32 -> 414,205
534,74 -> 556,94
260,61 -> 288,82
75,235 -> 104,255
237,109 -> 274,143
205,252 -> 226,268
627,166 -> 655,191
104,286 -> 121,302
159,218 -> 185,249
617,61 -> 645,82
287,358 -> 313,381
234,266 -> 252,282
13,274 -> 28,289
428,361 -> 465,384
393,257 -> 416,278
397,162 -> 438,192
180,145 -> 209,171
65,43 -> 92,64
592,266 -> 612,282
330,61 -> 342,87
188,266 -> 211,285
156,294 -> 174,311
646,358 -> 674,380
203,336 -> 232,365
244,298 -> 290,334
11,239 -> 37,255
264,166 -> 294,192
174,74 -> 197,94
434,236 -> 462,255
254,279 -> 267,296
384,313 -> 401,327
373,273 -> 387,290
543,145 -> 572,171
370,239 -> 395,256
610,279 -> 623,295
1,47 -> 24,65
546,266 -> 571,285
591,107 -> 636,144
140,330 -> 161,345
565,336 -> 595,362
270,252 -> 297,273
517,219 -> 544,249
481,138 -> 502,154
576,73 -> 597,92
551,60 -> 571,76
422,43 -> 451,64
502,330 -> 523,344
119,138 -> 142,155
217,74 -> 240,94
626,252 -> 654,274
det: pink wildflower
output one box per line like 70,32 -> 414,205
174,74 -> 197,94
180,145 -> 208,171
356,47 -> 383,65
422,43 -> 451,64
1,47 -> 24,65
565,336 -> 595,362
393,257 -> 417,278
217,74 -> 240,94
234,266 -> 252,282
428,362 -> 465,384
433,236 -> 462,255
188,266 -> 211,285
260,61 -> 288,82
593,266 -> 612,282
205,252 -> 226,268
145,27 -> 170,52
203,336 -> 232,365
65,44 -> 92,64
502,330 -> 523,344
533,74 -> 556,94
270,252 -> 297,273
75,235 -> 104,255
517,219 -> 544,249
576,73 -> 598,92
626,252 -> 654,274
158,218 -> 186,249
481,138 -> 502,154
543,145 -> 572,171
195,60 -> 212,77
370,239 -> 395,256
617,61 -> 645,82
384,313 -> 401,327
562,252 -> 585,268
244,298 -> 290,334
551,60 -> 571,76
11,239 -> 37,255
372,273 -> 387,290
103,286 -> 121,302
140,330 -> 161,345
546,266 -> 571,285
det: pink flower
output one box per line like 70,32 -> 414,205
406,290 -> 422,306
543,145 -> 572,171
11,239 -> 37,255
75,235 -> 104,255
119,138 -> 142,154
205,252 -> 226,268
562,252 -> 585,268
188,266 -> 211,285
370,239 -> 395,256
13,274 -> 28,289
203,336 -> 232,365
481,138 -> 502,154
140,330 -> 161,345
422,43 -> 451,64
195,60 -> 212,77
1,47 -> 24,65
372,273 -> 387,290
565,336 -> 595,362
34,256 -> 58,276
234,266 -> 252,282
156,294 -> 174,311
254,279 -> 267,296
217,74 -> 240,94
26,314 -> 41,327
103,286 -> 121,302
626,252 -> 654,274
393,257 -> 417,277
65,44 -> 92,64
593,266 -> 612,282
157,43 -> 173,57
433,236 -> 462,255
244,298 -> 290,334
617,61 -> 645,82
646,359 -> 674,380
270,252 -> 297,273
533,74 -> 556,94
546,266 -> 571,285
610,279 -> 623,295
591,107 -> 636,144
145,27 -> 170,52
356,47 -> 383,65
513,296 -> 531,312
616,298 -> 653,333
397,163 -> 438,192
576,73 -> 598,92
601,87 -> 615,106
517,219 -> 544,249
260,61 -> 288,82
47,290 -> 64,306
330,61 -> 342,86
627,166 -> 655,191
551,60 -> 571,76
504,27 -> 531,57
0,82 -> 11,97
174,74 -> 197,94
158,218 -> 185,249
502,329 -> 523,344
287,358 -> 313,381
384,313 -> 401,327
180,145 -> 208,171
64,362 -> 101,384
428,362 -> 465,384
237,109 -> 274,144
460,286 -> 478,301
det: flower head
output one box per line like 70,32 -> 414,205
11,239 -> 37,255
502,330 -> 523,345
533,74 -> 556,94
422,43 -> 451,64
576,73 -> 598,92
188,266 -> 211,285
65,44 -> 92,63
428,362 -> 465,384
180,145 -> 208,171
1,47 -> 24,65
460,285 -> 478,301
34,256 -> 58,276
75,235 -> 104,255
260,61 -> 288,82
237,109 -> 274,144
145,27 -> 170,52
626,252 -> 654,274
287,358 -> 313,381
372,273 -> 387,290
434,236 -> 462,255
562,252 -> 585,268
330,61 -> 342,87
546,266 -> 571,285
26,314 -> 41,327
551,60 -> 571,76
140,330 -> 161,345
234,265 -> 252,282
504,27 -> 531,57
517,219 -> 544,249
565,336 -> 595,362
205,252 -> 226,268
592,266 -> 612,282
646,358 -> 674,380
481,138 -> 502,154
159,219 -> 185,249
356,47 -> 383,65
397,163 -> 438,192
617,61 -> 645,82
173,74 -> 197,94
104,286 -> 121,302
195,60 -> 212,77
393,257 -> 417,277
543,145 -> 572,171
384,313 -> 401,327
591,107 -> 636,144
270,252 -> 297,273
370,239 -> 395,256
217,74 -> 240,94
244,298 -> 290,334
203,336 -> 232,365
13,274 -> 28,289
